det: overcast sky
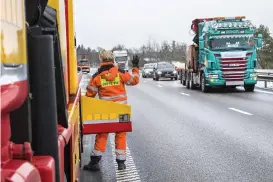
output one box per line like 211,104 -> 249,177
74,0 -> 273,50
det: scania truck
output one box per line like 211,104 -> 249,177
113,50 -> 129,72
181,16 -> 263,92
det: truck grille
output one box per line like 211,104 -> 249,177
220,57 -> 247,81
118,63 -> 126,70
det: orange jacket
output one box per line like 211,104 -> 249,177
86,62 -> 139,102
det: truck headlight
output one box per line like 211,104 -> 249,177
157,71 -> 162,74
145,70 -> 149,73
250,73 -> 257,80
209,74 -> 218,79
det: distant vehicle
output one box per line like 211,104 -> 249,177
152,62 -> 178,81
78,59 -> 90,73
142,63 -> 156,78
113,50 -> 129,72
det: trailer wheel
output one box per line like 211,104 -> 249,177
201,74 -> 209,93
189,81 -> 195,90
186,80 -> 190,89
180,71 -> 183,84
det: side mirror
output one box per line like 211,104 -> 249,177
257,34 -> 263,48
199,36 -> 204,50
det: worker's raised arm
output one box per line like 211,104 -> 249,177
120,67 -> 139,86
120,55 -> 140,86
86,75 -> 99,97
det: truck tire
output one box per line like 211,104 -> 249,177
180,71 -> 183,84
201,74 -> 209,93
186,80 -> 190,89
189,81 -> 195,90
244,85 -> 255,92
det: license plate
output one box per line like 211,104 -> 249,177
165,74 -> 170,76
226,81 -> 244,86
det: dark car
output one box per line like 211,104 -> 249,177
152,62 -> 178,81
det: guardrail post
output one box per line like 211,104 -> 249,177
265,80 -> 267,88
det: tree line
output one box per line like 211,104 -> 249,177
77,39 -> 187,67
77,24 -> 273,69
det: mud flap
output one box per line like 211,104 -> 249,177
80,96 -> 132,134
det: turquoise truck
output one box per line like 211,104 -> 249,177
181,16 -> 263,92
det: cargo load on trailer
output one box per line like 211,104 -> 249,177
180,16 -> 263,92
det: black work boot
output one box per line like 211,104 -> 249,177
83,156 -> 101,171
116,159 -> 126,170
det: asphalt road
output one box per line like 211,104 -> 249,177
80,70 -> 273,182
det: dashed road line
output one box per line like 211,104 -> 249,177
228,107 -> 253,116
254,89 -> 273,95
110,134 -> 141,182
180,92 -> 190,96
157,84 -> 163,87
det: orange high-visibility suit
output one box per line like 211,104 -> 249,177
86,62 -> 139,160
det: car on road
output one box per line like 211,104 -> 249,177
142,63 -> 156,78
152,62 -> 178,81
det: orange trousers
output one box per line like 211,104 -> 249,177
91,132 -> 126,160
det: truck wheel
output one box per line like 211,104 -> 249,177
244,85 -> 255,92
182,80 -> 186,86
189,81 -> 195,90
186,80 -> 190,89
201,74 -> 209,93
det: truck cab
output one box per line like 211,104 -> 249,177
78,59 -> 90,73
182,16 -> 263,92
113,50 -> 129,72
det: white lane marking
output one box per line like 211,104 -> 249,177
143,80 -> 147,83
228,107 -> 253,116
110,134 -> 141,182
255,89 -> 273,95
180,92 -> 190,96
157,84 -> 163,87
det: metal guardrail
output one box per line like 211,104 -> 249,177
255,69 -> 273,89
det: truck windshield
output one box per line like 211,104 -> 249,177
79,61 -> 89,66
209,35 -> 254,51
115,56 -> 127,62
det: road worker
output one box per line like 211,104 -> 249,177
83,49 -> 139,171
